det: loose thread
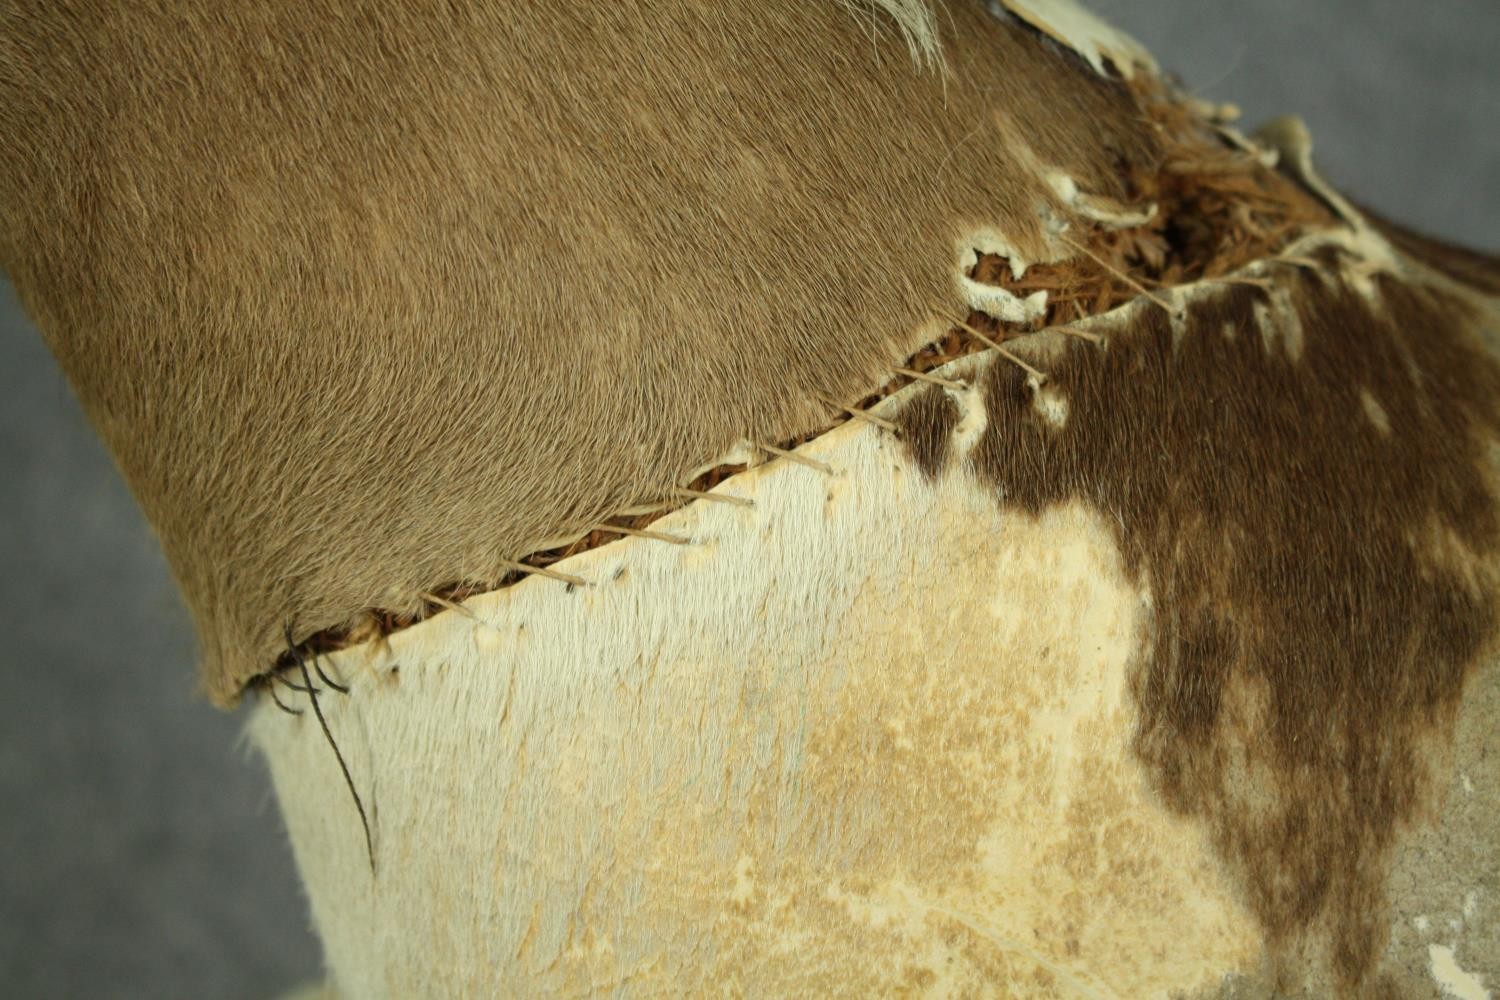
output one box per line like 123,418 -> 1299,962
274,672 -> 318,696
815,392 -> 899,432
1058,233 -> 1180,315
311,650 -> 349,695
267,683 -> 302,716
287,626 -> 375,875
757,442 -> 835,475
590,523 -> 690,544
674,487 -> 754,508
1217,276 -> 1275,290
498,559 -> 590,587
892,367 -> 965,389
1052,326 -> 1104,345
935,311 -> 1049,383
420,591 -> 479,622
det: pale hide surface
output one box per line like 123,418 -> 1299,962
253,375 -> 1265,998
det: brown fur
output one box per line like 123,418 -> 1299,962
960,266 -> 1500,991
0,1 -> 1160,703
895,385 -> 962,480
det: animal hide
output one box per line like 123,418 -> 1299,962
6,0 -> 1500,995
255,217 -> 1500,995
0,0 -> 1157,704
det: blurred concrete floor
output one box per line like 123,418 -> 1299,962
1,2 -> 1496,997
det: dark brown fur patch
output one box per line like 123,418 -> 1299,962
895,385 -> 961,481
970,270 -> 1500,989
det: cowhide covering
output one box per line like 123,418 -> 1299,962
254,221 -> 1500,996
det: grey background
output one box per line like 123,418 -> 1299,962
1,3 -> 1495,997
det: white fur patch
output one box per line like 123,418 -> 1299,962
1047,170 -> 1158,229
993,0 -> 1157,79
961,278 -> 1050,323
1430,944 -> 1492,1000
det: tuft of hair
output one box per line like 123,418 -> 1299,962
844,0 -> 943,67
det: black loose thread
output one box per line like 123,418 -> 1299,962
285,624 -> 375,875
